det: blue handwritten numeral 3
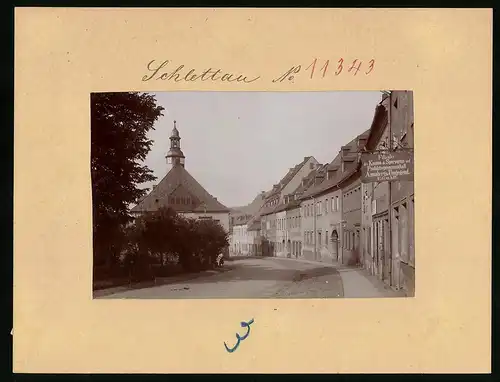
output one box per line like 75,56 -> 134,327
224,318 -> 254,353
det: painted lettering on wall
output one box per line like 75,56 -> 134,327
361,151 -> 413,183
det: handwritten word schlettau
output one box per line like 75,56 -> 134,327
224,318 -> 254,353
142,60 -> 261,84
272,58 -> 375,83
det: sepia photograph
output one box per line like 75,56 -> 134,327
92,90 -> 415,299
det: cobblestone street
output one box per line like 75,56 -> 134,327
96,257 -> 401,299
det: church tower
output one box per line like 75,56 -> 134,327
166,120 -> 185,171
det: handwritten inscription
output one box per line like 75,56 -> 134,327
141,59 -> 376,84
224,318 -> 254,353
142,60 -> 261,83
272,58 -> 375,83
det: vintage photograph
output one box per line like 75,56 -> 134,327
92,91 -> 414,299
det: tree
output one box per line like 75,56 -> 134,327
119,206 -> 230,279
91,92 -> 164,267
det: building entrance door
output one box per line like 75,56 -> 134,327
331,230 -> 339,262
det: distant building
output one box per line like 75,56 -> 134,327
229,191 -> 267,256
131,121 -> 230,232
259,156 -> 319,256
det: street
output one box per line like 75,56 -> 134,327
97,257 -> 403,299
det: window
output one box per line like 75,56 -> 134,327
331,198 -> 335,211
310,162 -> 314,169
318,231 -> 322,247
325,231 -> 329,245
336,196 -> 340,211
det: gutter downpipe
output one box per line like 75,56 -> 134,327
339,183 -> 344,265
312,196 -> 317,261
388,91 -> 394,286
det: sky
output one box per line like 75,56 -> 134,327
139,91 -> 382,208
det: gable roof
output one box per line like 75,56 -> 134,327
131,165 -> 229,213
269,164 -> 327,212
247,220 -> 262,231
231,191 -> 268,215
266,156 -> 314,199
365,103 -> 389,151
259,203 -> 279,217
293,164 -> 325,195
274,198 -> 301,213
300,130 -> 369,199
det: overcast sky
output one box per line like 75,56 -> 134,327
140,91 -> 382,207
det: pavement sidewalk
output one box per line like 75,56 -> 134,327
268,256 -> 406,298
93,266 -> 232,298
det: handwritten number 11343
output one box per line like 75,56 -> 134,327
272,58 -> 375,83
307,58 -> 374,77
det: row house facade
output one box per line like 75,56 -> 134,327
360,90 -> 415,297
231,91 -> 415,297
259,156 -> 319,256
298,131 -> 368,264
271,167 -> 326,259
388,90 -> 415,296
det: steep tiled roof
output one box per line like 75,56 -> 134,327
298,163 -> 330,200
247,219 -> 261,231
259,203 -> 279,217
274,198 -> 301,213
131,165 -> 229,213
266,156 -> 313,198
365,103 -> 389,151
300,130 -> 369,199
292,165 -> 323,197
232,213 -> 254,226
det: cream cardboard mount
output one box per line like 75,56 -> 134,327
13,8 -> 491,373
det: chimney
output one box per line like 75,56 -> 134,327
304,156 -> 309,162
